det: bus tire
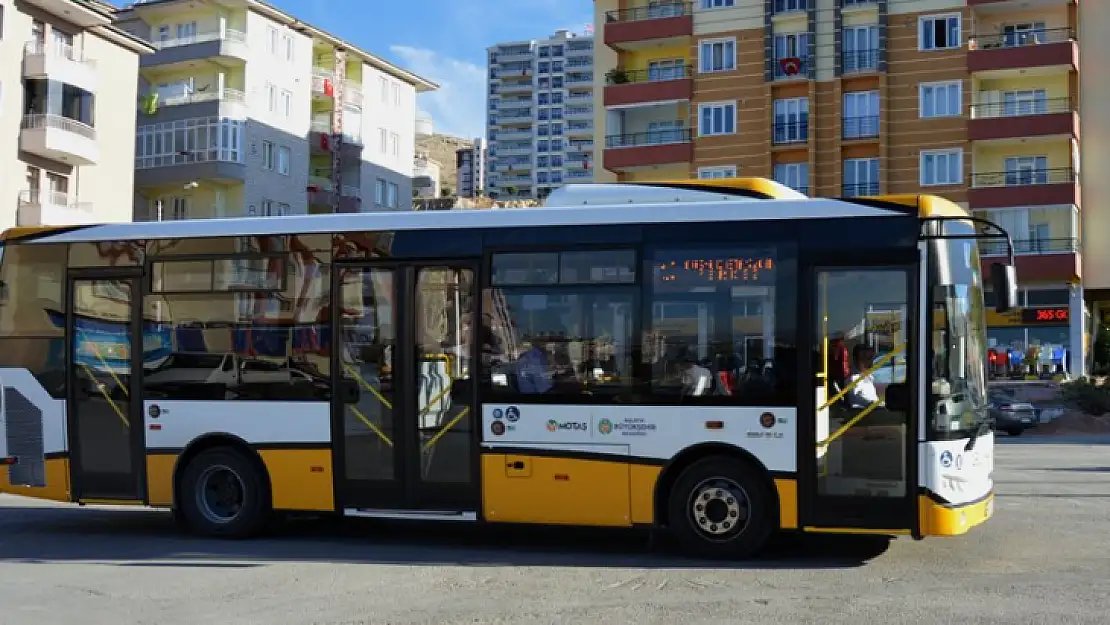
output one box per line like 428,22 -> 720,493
178,448 -> 270,539
667,456 -> 775,560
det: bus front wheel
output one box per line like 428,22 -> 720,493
178,448 -> 270,539
667,456 -> 775,560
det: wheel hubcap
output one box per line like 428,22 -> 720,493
688,477 -> 750,541
196,465 -> 245,524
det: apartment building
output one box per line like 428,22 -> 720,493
486,29 -> 595,199
595,0 -> 1096,375
111,0 -> 435,219
0,0 -> 153,229
456,137 -> 487,198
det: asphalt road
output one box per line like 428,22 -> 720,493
1,438 -> 1108,625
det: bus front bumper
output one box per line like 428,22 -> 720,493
919,489 -> 995,537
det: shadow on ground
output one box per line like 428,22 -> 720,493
0,503 -> 891,570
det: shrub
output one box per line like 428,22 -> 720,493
1059,377 -> 1110,416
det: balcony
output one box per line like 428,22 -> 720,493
139,87 -> 247,120
565,73 -> 593,86
842,182 -> 880,197
604,2 -> 692,49
841,48 -> 879,75
774,55 -> 813,80
980,237 -> 1079,283
969,168 -> 1078,208
968,28 -> 1077,74
307,176 -> 361,213
773,120 -> 809,145
842,115 -> 879,140
497,110 -> 533,125
603,129 -> 693,170
310,69 -> 360,104
19,114 -> 98,165
142,28 -> 248,69
968,97 -> 1077,141
567,140 -> 594,154
498,80 -> 533,94
565,106 -> 593,120
16,190 -> 97,226
309,120 -> 363,155
566,121 -> 594,136
23,41 -> 98,93
604,66 -> 692,107
495,159 -> 532,172
495,49 -> 534,63
497,97 -> 532,110
968,0 -> 1073,6
496,129 -> 533,141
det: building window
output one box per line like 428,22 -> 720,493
0,5 -> 5,41
698,102 -> 736,136
379,127 -> 387,153
843,26 -> 879,73
774,162 -> 808,193
135,117 -> 244,168
919,14 -> 960,51
280,89 -> 292,118
773,33 -> 810,78
22,79 -> 95,127
265,82 -> 277,112
773,0 -> 807,13
698,166 -> 737,179
283,35 -> 293,62
375,178 -> 387,205
277,145 -> 291,175
843,157 -> 879,196
261,140 -> 275,170
387,182 -> 399,208
648,58 -> 687,81
920,149 -> 963,186
267,26 -> 278,54
698,38 -> 736,73
1004,155 -> 1049,185
843,90 -> 879,139
390,132 -> 399,156
392,83 -> 400,106
919,81 -> 961,118
701,0 -> 735,8
772,97 -> 808,144
1001,89 -> 1048,116
379,77 -> 389,103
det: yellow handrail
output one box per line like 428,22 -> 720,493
818,344 -> 905,411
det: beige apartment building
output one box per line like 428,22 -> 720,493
1,0 -> 154,229
595,0 -> 1101,375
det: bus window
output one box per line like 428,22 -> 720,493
647,246 -> 788,404
483,249 -> 637,398
0,243 -> 67,399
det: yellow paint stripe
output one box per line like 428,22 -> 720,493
343,363 -> 393,409
78,363 -> 130,427
83,336 -> 130,398
422,406 -> 469,452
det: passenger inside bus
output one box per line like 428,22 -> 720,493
846,344 -> 881,409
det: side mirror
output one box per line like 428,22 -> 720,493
885,382 -> 910,413
991,262 -> 1019,313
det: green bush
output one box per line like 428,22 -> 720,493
1060,377 -> 1110,416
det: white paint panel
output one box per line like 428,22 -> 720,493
481,404 -> 797,473
144,400 -> 331,449
918,434 -> 994,506
0,368 -> 67,455
30,197 -> 906,244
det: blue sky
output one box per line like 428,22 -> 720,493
275,0 -> 592,139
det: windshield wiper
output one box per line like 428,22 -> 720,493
964,413 -> 991,451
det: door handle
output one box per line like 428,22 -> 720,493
507,461 -> 525,470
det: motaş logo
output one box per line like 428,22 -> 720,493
546,419 -> 587,432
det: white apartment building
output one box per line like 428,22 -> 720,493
486,29 -> 594,200
112,0 -> 435,219
0,0 -> 154,229
456,137 -> 487,198
412,152 -> 440,199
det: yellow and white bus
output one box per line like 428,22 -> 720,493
0,179 -> 1016,559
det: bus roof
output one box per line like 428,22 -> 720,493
0,182 -> 967,245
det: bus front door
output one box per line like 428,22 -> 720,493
333,262 -> 479,516
65,273 -> 147,503
801,263 -> 918,533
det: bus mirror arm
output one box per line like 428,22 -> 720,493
920,216 -> 1019,313
884,382 -> 910,413
990,263 -> 1019,314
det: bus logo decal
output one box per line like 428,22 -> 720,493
598,418 -> 613,435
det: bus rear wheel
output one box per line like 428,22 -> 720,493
667,456 -> 775,560
178,448 -> 270,539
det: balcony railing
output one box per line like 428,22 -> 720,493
842,115 -> 879,139
567,141 -> 594,152
971,168 -> 1076,188
772,0 -> 809,14
21,113 -> 95,140
607,65 -> 692,85
969,97 -> 1072,119
842,48 -> 878,74
140,87 -> 246,110
842,0 -> 877,5
774,55 -> 812,79
606,128 -> 692,149
605,2 -> 690,23
18,189 -> 93,212
151,28 -> 246,50
566,74 -> 592,84
772,120 -> 808,144
842,182 -> 880,197
981,237 -> 1079,256
23,40 -> 96,67
969,28 -> 1074,50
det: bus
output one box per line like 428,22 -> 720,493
0,179 -> 1017,559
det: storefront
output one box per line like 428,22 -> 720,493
983,286 -> 1086,379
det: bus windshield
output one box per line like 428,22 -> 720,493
929,229 -> 989,439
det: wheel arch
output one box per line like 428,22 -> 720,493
170,432 -> 272,512
652,442 -> 780,529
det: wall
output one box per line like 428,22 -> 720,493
241,9 -> 311,216
361,62 -> 417,195
591,0 -> 619,183
1080,0 -> 1110,289
972,139 -> 1071,174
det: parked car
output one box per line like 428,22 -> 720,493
988,389 -> 1038,436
